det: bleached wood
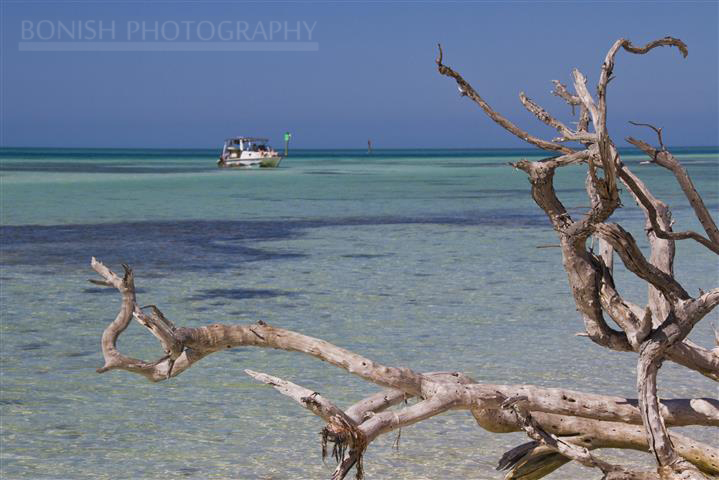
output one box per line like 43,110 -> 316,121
437,36 -> 717,479
627,136 -> 719,250
436,45 -> 574,155
245,370 -> 353,424
518,92 -> 595,144
91,37 -> 718,480
91,261 -> 718,429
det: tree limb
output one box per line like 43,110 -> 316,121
436,44 -> 574,154
627,136 -> 719,248
518,92 -> 595,143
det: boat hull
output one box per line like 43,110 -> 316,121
259,156 -> 282,168
218,155 -> 283,169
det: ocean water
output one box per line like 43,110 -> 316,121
0,147 -> 717,480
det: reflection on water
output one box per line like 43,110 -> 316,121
1,148 -> 717,479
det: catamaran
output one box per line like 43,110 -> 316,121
217,137 -> 283,168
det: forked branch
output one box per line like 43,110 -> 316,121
627,134 -> 719,248
92,256 -> 718,479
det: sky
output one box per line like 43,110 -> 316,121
1,1 -> 718,149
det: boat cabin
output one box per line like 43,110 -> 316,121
222,137 -> 271,158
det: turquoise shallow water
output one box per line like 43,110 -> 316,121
0,147 -> 717,479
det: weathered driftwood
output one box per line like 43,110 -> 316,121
92,37 -> 718,479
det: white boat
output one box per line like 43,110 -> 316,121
217,137 -> 283,168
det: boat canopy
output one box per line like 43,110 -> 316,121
225,137 -> 269,144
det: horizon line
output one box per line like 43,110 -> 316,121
1,145 -> 718,151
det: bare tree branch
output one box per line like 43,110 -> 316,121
596,37 -> 687,170
246,370 -> 353,425
629,121 -> 665,150
518,92 -> 595,143
554,77 -> 591,134
437,36 -> 713,479
551,80 -> 581,106
627,136 -> 719,247
436,44 -> 574,154
502,395 -> 647,478
594,223 -> 690,302
618,163 -> 719,254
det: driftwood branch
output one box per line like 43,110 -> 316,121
92,37 -> 717,480
551,79 -> 591,134
436,44 -> 574,154
627,135 -> 719,249
519,92 -> 596,144
501,395 -> 656,479
629,121 -> 666,150
92,257 -> 718,479
245,370 -> 352,424
92,260 -> 718,428
435,36 -> 717,479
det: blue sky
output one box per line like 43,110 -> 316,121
1,1 -> 717,148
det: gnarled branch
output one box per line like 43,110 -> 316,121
627,135 -> 719,249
